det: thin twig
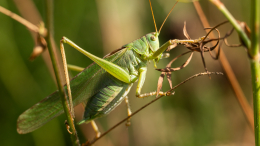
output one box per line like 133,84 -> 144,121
84,72 -> 223,146
0,6 -> 39,33
193,1 -> 254,130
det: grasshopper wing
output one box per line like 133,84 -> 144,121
17,47 -> 127,134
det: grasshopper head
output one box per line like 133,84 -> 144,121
146,32 -> 159,53
145,32 -> 164,64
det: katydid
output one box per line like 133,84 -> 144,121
17,0 -> 201,135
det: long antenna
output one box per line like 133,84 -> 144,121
158,0 -> 179,33
149,0 -> 158,33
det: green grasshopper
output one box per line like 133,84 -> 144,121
17,0 -> 203,137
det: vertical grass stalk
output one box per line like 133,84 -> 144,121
250,0 -> 260,145
45,0 -> 80,145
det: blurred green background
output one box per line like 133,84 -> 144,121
0,0 -> 254,146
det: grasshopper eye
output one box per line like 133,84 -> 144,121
150,35 -> 156,41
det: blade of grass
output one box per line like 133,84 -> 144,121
193,1 -> 254,130
45,0 -> 80,145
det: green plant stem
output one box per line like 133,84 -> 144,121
250,0 -> 260,145
210,0 -> 251,49
45,0 -> 80,145
250,0 -> 260,57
